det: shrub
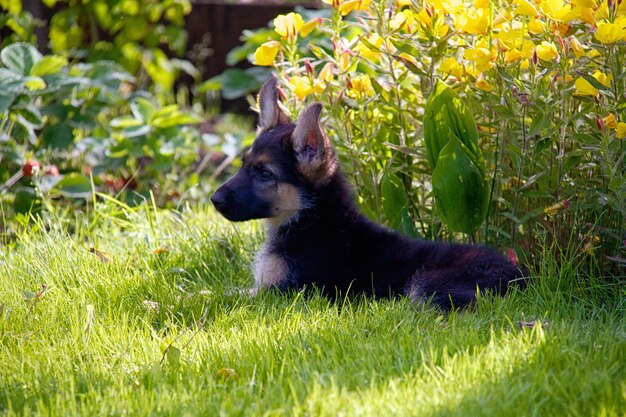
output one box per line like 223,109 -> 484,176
0,0 -> 198,90
227,0 -> 625,270
0,43 -> 203,212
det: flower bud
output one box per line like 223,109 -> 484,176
304,59 -> 314,76
596,116 -> 604,131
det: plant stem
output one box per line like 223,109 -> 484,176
511,105 -> 527,248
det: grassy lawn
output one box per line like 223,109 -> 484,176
1,202 -> 624,416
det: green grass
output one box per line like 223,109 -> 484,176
0,202 -> 624,416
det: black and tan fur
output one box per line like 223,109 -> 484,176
211,79 -> 522,309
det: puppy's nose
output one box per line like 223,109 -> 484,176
211,188 -> 229,210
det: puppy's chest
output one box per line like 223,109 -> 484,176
253,243 -> 290,288
253,233 -> 355,289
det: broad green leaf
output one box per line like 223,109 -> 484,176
54,173 -> 92,199
215,68 -> 267,100
30,55 -> 68,76
130,98 -> 156,123
423,79 -> 481,172
15,105 -> 44,128
110,116 -> 143,129
13,189 -> 41,214
41,123 -> 74,149
0,43 -> 42,76
197,78 -> 222,94
380,166 -> 418,237
152,111 -> 200,128
432,133 -> 488,236
0,93 -> 15,113
381,169 -> 407,232
0,68 -> 22,90
121,125 -> 151,138
144,49 -> 175,91
23,76 -> 46,91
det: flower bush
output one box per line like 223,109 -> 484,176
0,43 -> 204,212
241,0 -> 625,268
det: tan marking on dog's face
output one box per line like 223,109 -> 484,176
254,246 -> 288,288
271,183 -> 303,223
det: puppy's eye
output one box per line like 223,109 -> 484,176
257,168 -> 275,181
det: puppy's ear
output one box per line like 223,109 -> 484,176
257,78 -> 290,132
292,103 -> 337,185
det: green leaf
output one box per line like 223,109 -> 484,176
15,105 -> 44,128
432,133 -> 488,236
144,49 -> 175,91
30,55 -> 68,76
381,169 -> 408,233
152,111 -> 200,128
22,290 -> 37,300
54,173 -> 92,199
197,78 -> 222,94
41,123 -> 74,149
423,79 -> 482,172
13,189 -> 41,214
165,345 -> 181,368
110,116 -> 143,129
23,76 -> 46,91
130,98 -> 156,123
0,42 -> 42,76
0,93 -> 16,113
214,68 -> 269,100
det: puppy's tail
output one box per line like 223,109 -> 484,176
408,246 -> 524,310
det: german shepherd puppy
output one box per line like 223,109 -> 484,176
211,79 -> 522,309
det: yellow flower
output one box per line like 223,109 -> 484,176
391,9 -> 415,31
593,70 -> 613,88
528,18 -> 544,34
574,77 -> 598,96
535,41 -> 559,61
274,13 -> 304,39
493,9 -> 513,27
429,0 -> 464,14
515,0 -> 539,17
578,7 -> 596,25
439,57 -> 464,78
318,62 -> 334,83
544,199 -> 569,215
336,0 -> 372,16
504,48 -> 524,63
616,122 -> 626,139
415,9 -> 432,27
569,36 -> 585,58
474,0 -> 490,9
604,113 -> 618,129
476,77 -> 495,91
356,33 -> 393,61
300,19 -> 319,37
455,8 -> 490,34
339,51 -> 353,72
253,41 -> 280,66
464,39 -> 495,72
540,0 -> 570,21
347,74 -> 374,98
289,76 -> 313,100
595,21 -> 626,44
322,0 -> 368,16
583,236 -> 600,255
571,0 -> 595,7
